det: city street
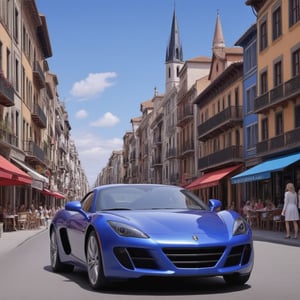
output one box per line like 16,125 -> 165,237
0,230 -> 298,300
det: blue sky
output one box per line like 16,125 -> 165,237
35,0 -> 256,186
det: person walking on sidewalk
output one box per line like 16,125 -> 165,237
281,182 -> 299,239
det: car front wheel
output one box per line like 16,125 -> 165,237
223,272 -> 251,285
86,231 -> 108,289
50,229 -> 74,273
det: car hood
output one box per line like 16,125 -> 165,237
103,210 -> 232,242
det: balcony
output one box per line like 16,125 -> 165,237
256,127 -> 300,156
166,148 -> 176,159
177,105 -> 193,128
33,61 -> 45,89
178,141 -> 194,157
254,74 -> 300,113
58,139 -> 67,153
55,116 -> 64,133
198,145 -> 243,171
153,135 -> 162,145
23,140 -> 45,165
0,73 -> 14,106
152,156 -> 162,168
197,106 -> 243,141
31,104 -> 47,128
0,126 -> 18,147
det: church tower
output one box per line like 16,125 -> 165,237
165,9 -> 184,93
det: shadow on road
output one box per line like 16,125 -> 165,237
44,265 -> 251,295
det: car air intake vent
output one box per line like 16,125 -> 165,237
114,247 -> 159,270
224,244 -> 252,267
163,247 -> 226,268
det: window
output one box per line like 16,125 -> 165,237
272,6 -> 282,41
15,58 -> 19,92
274,60 -> 282,87
14,7 -> 19,42
226,132 -> 232,148
295,105 -> 300,128
292,47 -> 300,76
260,20 -> 268,51
246,85 -> 257,114
261,118 -> 268,140
6,48 -> 10,80
235,87 -> 239,106
247,123 -> 258,149
275,112 -> 283,135
0,41 -> 2,70
244,41 -> 257,73
289,0 -> 300,27
260,71 -> 268,94
227,93 -> 231,106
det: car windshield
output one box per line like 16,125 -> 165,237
96,185 -> 208,211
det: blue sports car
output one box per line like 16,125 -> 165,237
50,184 -> 254,289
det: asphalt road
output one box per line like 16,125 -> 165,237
0,230 -> 298,300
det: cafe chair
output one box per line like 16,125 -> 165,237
246,210 -> 259,228
260,211 -> 274,230
17,212 -> 28,230
272,209 -> 284,231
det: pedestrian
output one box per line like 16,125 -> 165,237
281,183 -> 299,239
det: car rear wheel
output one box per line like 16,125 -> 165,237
223,272 -> 251,285
50,229 -> 74,273
86,231 -> 108,289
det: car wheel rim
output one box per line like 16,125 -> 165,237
50,231 -> 58,267
87,235 -> 99,285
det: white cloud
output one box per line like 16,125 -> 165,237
72,132 -> 123,186
70,72 -> 117,100
90,112 -> 120,128
75,109 -> 88,119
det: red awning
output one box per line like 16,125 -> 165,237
0,155 -> 32,186
42,189 -> 65,199
186,165 -> 242,190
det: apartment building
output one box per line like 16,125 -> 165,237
177,56 -> 211,187
186,14 -> 244,210
0,0 -> 88,215
232,0 -> 300,205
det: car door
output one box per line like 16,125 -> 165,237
67,191 -> 95,263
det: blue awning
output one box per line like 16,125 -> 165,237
231,152 -> 300,184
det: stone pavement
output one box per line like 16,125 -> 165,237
0,226 -> 299,258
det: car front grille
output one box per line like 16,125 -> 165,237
162,246 -> 226,268
114,244 -> 252,271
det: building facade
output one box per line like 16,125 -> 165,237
232,0 -> 300,206
0,0 -> 88,218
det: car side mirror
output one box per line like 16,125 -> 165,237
208,199 -> 222,212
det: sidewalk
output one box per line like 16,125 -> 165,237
0,227 -> 299,258
0,227 -> 48,257
252,229 -> 300,247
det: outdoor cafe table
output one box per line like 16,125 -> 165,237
2,215 -> 17,231
251,208 -> 282,229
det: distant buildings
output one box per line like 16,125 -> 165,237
97,1 -> 300,211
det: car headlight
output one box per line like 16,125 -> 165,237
108,221 -> 149,238
233,216 -> 247,235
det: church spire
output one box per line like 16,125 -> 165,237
165,9 -> 184,92
165,9 -> 183,63
212,11 -> 225,49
